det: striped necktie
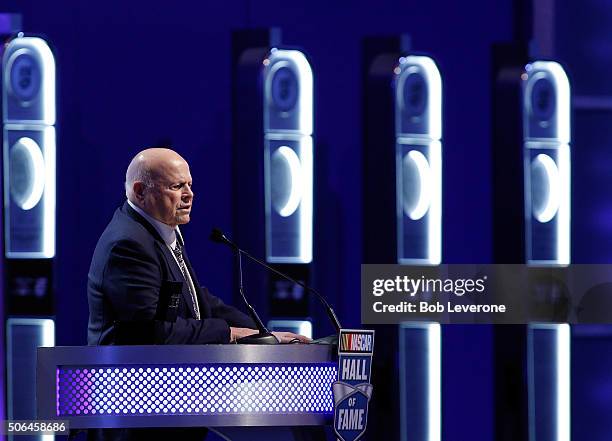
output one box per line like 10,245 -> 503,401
172,242 -> 201,320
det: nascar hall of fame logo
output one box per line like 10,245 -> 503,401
333,329 -> 375,441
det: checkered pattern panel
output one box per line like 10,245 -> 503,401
57,364 -> 337,416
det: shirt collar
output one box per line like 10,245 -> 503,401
127,199 -> 179,247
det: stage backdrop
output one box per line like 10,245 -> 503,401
2,1 -> 518,440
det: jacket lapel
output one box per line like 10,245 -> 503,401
157,243 -> 199,319
124,201 -> 199,319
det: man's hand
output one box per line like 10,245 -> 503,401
229,327 -> 312,344
271,331 -> 312,344
229,327 -> 258,342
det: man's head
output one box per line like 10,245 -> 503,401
125,148 -> 194,227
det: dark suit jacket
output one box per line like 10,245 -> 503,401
87,201 -> 255,346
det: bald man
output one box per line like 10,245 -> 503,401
87,148 -> 307,346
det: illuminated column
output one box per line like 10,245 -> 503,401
233,31 -> 313,328
363,42 -> 443,441
3,35 -> 56,258
263,49 -> 313,264
2,33 -> 56,437
394,56 -> 442,265
399,322 -> 441,441
522,61 -> 570,265
527,324 -> 570,441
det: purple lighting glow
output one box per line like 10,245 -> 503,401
56,363 -> 337,416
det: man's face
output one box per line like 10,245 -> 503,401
144,159 -> 194,227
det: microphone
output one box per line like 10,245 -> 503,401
210,228 -> 236,248
210,229 -> 278,344
210,228 -> 343,340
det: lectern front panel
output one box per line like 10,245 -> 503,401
38,345 -> 336,429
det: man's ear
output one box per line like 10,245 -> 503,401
132,182 -> 146,202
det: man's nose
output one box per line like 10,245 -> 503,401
183,186 -> 194,199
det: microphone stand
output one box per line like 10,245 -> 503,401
235,248 -> 278,345
238,248 -> 342,337
211,228 -> 342,345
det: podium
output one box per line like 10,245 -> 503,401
37,345 -> 336,440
